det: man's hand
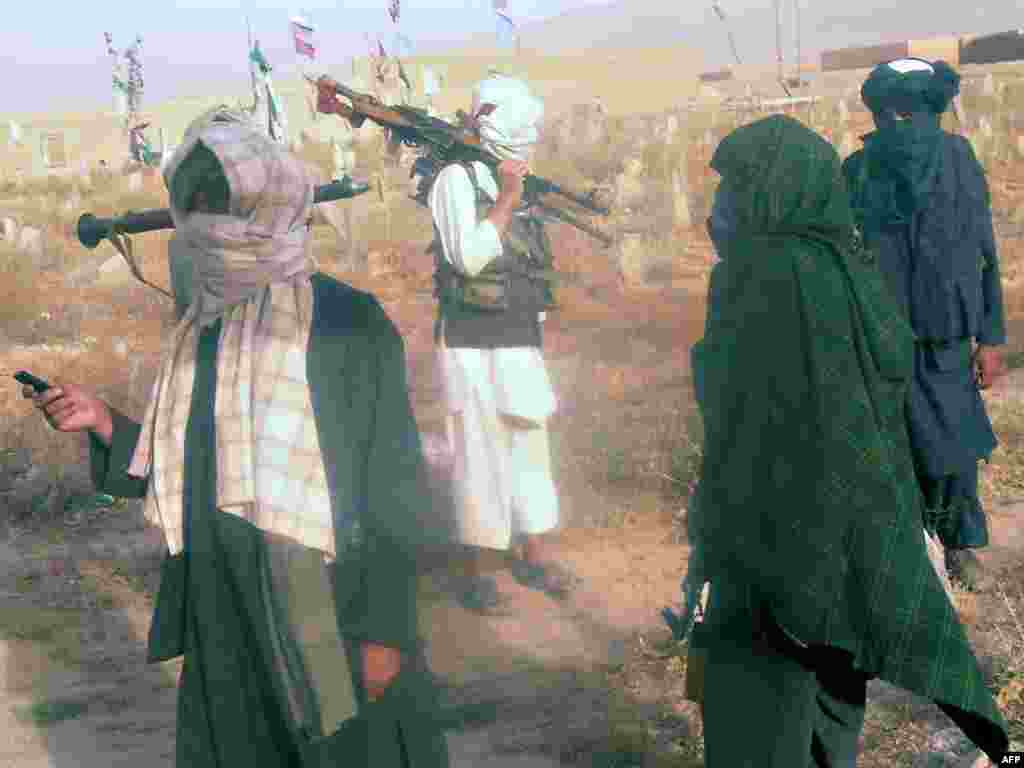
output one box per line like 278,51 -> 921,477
24,381 -> 114,446
496,159 -> 528,209
314,76 -> 365,127
487,159 -> 529,234
315,78 -> 344,115
975,345 -> 1006,390
362,643 -> 403,702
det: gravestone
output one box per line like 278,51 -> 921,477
663,112 -> 681,143
613,157 -> 647,211
0,217 -> 18,244
16,226 -> 55,270
583,99 -> 608,147
982,73 -> 995,98
837,99 -> 850,125
979,115 -> 993,140
671,159 -> 692,229
838,131 -> 857,159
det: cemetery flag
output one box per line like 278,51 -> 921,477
291,16 -> 316,59
249,39 -> 288,144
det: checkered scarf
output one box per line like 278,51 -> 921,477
127,111 -> 336,559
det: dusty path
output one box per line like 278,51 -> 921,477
0,517 -> 178,768
0,493 -> 692,767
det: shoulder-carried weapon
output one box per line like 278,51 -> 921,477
75,175 -> 370,299
76,175 -> 370,249
310,75 -> 614,246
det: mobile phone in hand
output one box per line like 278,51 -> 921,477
14,371 -> 51,393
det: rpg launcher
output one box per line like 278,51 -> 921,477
75,175 -> 371,300
309,75 -> 614,247
77,175 -> 371,249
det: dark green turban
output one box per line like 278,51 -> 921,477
860,58 -> 961,117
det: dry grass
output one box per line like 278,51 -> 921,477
2,80 -> 1022,518
990,575 -> 1024,742
980,395 -> 1024,506
0,602 -> 87,669
0,219 -> 170,523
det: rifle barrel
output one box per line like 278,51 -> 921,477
315,75 -> 612,221
314,76 -> 416,129
534,203 -> 614,247
526,177 -> 610,216
77,177 -> 370,249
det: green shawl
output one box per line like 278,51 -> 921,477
688,115 -> 1008,762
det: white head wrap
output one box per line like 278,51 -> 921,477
885,58 -> 935,75
470,74 -> 544,162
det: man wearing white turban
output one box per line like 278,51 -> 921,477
427,74 -> 580,613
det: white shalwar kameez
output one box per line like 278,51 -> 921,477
429,159 -> 560,551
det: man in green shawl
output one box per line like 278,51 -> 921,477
842,59 -> 1006,589
686,114 -> 1008,766
25,108 -> 450,768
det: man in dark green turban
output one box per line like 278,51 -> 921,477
687,114 -> 1008,766
843,58 -> 1006,589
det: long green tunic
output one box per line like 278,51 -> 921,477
89,274 -> 450,768
690,116 -> 1008,764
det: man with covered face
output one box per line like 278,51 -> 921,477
427,73 -> 579,613
843,59 -> 1007,589
25,108 -> 449,768
688,113 -> 1008,767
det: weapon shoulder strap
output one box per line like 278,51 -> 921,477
424,160 -> 485,252
459,161 -> 493,207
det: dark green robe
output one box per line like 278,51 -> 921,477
89,273 -> 450,768
690,116 -> 1008,764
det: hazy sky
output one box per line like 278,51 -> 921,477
1,0 -> 613,115
2,0 -> 1017,116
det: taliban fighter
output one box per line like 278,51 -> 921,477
26,107 -> 449,768
426,73 -> 580,613
843,59 -> 1007,589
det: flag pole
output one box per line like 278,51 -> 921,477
247,16 -> 258,103
793,0 -> 802,85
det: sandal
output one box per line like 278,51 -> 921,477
510,560 -> 581,600
455,575 -> 509,615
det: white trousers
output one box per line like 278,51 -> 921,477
438,344 -> 559,551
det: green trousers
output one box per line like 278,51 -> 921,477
699,581 -> 868,768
